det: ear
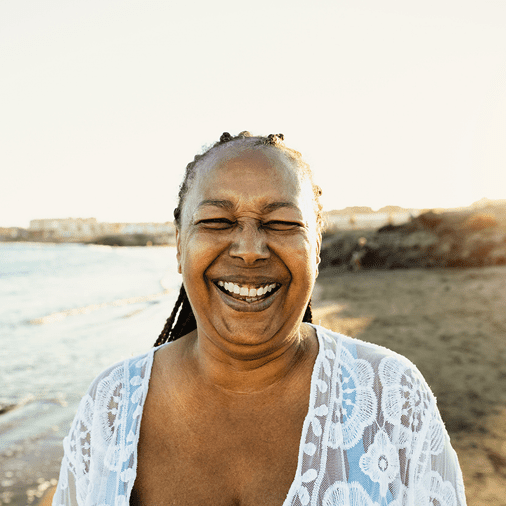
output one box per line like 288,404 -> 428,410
176,228 -> 182,274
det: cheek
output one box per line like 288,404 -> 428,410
180,233 -> 224,277
275,236 -> 317,275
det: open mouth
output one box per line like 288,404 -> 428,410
214,280 -> 281,303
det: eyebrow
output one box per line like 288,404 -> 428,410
197,199 -> 235,211
197,200 -> 299,213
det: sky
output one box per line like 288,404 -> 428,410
1,0 -> 505,228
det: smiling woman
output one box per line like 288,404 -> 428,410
154,132 -> 323,346
52,132 -> 467,506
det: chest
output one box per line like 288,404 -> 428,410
132,385 -> 310,506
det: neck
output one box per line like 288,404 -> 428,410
185,323 -> 317,395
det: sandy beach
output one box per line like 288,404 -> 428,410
30,264 -> 506,506
313,265 -> 506,506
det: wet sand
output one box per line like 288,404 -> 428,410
24,265 -> 506,505
1,402 -> 68,506
313,265 -> 506,506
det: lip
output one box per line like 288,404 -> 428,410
210,275 -> 282,286
211,279 -> 283,313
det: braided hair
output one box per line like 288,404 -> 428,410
154,132 -> 322,347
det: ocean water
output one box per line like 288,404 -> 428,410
0,242 -> 181,505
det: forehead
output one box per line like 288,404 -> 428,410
189,146 -> 309,208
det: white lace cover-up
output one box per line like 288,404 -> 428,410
53,324 -> 467,506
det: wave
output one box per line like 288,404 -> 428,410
30,289 -> 174,325
0,394 -> 35,416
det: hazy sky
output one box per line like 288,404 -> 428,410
1,0 -> 505,227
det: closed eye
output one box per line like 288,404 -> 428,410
263,221 -> 302,231
197,219 -> 301,231
198,219 -> 235,229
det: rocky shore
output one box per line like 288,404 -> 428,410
321,202 -> 506,270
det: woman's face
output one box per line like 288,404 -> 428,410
176,145 -> 320,355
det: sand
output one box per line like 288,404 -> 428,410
33,265 -> 506,505
313,265 -> 506,506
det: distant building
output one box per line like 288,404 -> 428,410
27,218 -> 176,244
121,222 -> 175,235
29,218 -> 99,241
0,227 -> 26,241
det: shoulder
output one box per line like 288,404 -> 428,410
85,348 -> 156,399
313,324 -> 435,406
314,323 -> 424,374
58,348 -> 159,503
68,347 -> 157,447
314,323 -> 440,439
63,348 -> 157,465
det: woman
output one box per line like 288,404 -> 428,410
53,132 -> 466,505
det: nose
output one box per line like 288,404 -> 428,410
229,222 -> 270,264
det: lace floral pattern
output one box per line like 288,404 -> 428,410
379,357 -> 432,443
54,354 -> 152,506
359,430 -> 400,497
53,325 -> 467,506
323,481 -> 378,506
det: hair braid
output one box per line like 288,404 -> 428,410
266,133 -> 284,144
155,131 -> 321,346
154,285 -> 196,346
170,289 -> 196,341
303,300 -> 313,324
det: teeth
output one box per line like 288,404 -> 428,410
216,281 -> 277,300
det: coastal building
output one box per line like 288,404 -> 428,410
29,218 -> 99,241
0,227 -> 27,241
121,222 -> 175,235
27,218 -> 176,244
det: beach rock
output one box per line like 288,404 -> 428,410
320,204 -> 506,270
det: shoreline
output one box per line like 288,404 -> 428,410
1,243 -> 180,506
